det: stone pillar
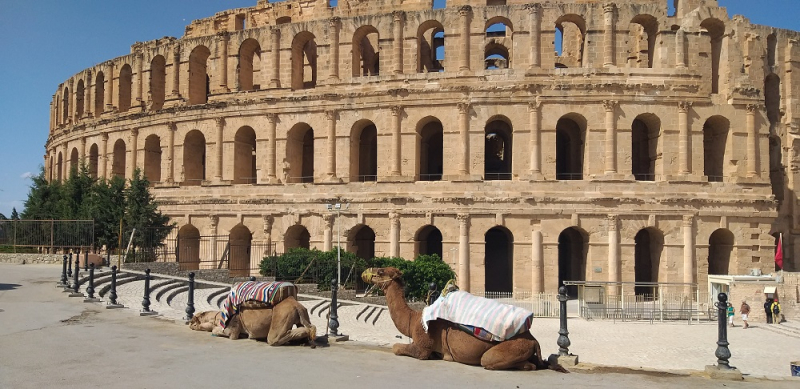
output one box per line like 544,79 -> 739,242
603,100 -> 618,174
171,46 -> 181,98
531,224 -> 544,294
682,215 -> 695,295
678,102 -> 692,175
166,122 -> 176,184
68,79 -> 75,124
457,213 -> 470,292
676,29 -> 687,69
62,143 -> 68,180
325,110 -> 338,181
328,18 -> 340,82
390,106 -> 403,176
528,101 -> 542,177
265,113 -> 279,183
135,52 -> 144,107
129,128 -> 139,179
217,33 -> 229,93
80,137 -> 87,164
263,215 -> 274,254
270,28 -> 281,88
85,70 -> 93,118
746,104 -> 760,177
603,3 -> 616,67
389,212 -> 400,258
209,215 -> 219,261
392,11 -> 404,74
608,215 -> 620,284
105,62 -> 114,112
458,102 -> 470,176
100,133 -> 109,179
215,117 -> 225,182
459,6 -> 471,72
527,4 -> 542,69
323,213 -> 334,251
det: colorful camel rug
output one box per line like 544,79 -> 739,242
421,290 -> 534,342
219,281 -> 298,328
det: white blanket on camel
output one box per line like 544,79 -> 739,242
421,291 -> 534,342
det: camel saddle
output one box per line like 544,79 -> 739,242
219,281 -> 298,328
422,291 -> 534,342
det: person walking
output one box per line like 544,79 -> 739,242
771,298 -> 782,324
740,300 -> 750,329
764,298 -> 774,324
727,302 -> 735,327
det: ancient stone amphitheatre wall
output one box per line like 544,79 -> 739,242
45,0 -> 800,295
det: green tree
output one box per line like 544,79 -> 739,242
21,166 -> 63,220
123,169 -> 173,260
59,164 -> 94,220
90,176 -> 127,250
372,254 -> 456,300
0,213 -> 6,220
10,208 -> 19,221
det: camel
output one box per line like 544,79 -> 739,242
189,296 -> 317,347
362,267 -> 567,372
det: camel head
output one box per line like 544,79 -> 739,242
361,267 -> 403,287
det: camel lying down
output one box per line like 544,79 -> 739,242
190,296 -> 317,348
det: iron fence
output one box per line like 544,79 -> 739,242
0,220 -> 94,252
259,254 -> 370,293
472,291 -> 560,318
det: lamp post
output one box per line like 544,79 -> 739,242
326,202 -> 348,287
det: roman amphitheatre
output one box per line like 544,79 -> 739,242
44,0 -> 800,298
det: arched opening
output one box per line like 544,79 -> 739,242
554,15 -> 586,68
286,123 -> 314,183
418,20 -> 445,73
276,16 -> 291,25
349,225 -> 376,260
229,224 -> 253,277
233,126 -> 257,184
62,87 -> 70,124
415,225 -> 443,258
628,15 -> 658,68
49,154 -> 54,182
88,144 -> 99,179
291,32 -> 317,90
765,74 -> 781,133
118,64 -> 133,113
189,45 -> 211,105
702,115 -> 730,182
56,152 -> 63,182
708,229 -> 734,275
94,71 -> 105,114
485,227 -> 513,293
353,25 -> 380,77
769,135 -> 785,202
484,43 -> 509,70
75,80 -> 85,118
634,228 -> 664,296
767,33 -> 777,69
484,19 -> 511,69
177,224 -> 200,270
285,225 -> 310,250
144,134 -> 162,183
183,130 -> 206,186
112,139 -> 126,179
69,148 -> 79,176
350,121 -> 377,182
700,18 -> 725,94
484,117 -> 512,180
631,114 -> 661,181
556,115 -> 585,180
417,118 -> 443,181
558,227 -> 586,298
238,38 -> 262,91
150,55 -> 166,111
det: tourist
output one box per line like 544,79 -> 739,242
771,298 -> 782,324
764,298 -> 774,324
727,303 -> 735,327
740,300 -> 750,329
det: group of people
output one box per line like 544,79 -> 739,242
726,297 -> 782,329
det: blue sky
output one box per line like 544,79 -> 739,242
0,0 -> 797,218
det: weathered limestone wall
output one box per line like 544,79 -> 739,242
0,253 -> 63,265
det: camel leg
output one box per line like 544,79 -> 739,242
268,327 -> 314,346
392,343 -> 434,360
480,338 -> 537,371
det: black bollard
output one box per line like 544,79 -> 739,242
83,251 -> 89,272
185,272 -> 196,322
72,258 -> 81,294
329,278 -> 340,336
714,293 -> 733,369
249,276 -> 256,282
86,263 -> 96,299
67,252 -> 73,278
60,254 -> 68,286
109,266 -> 119,306
141,269 -> 152,313
557,286 -> 572,357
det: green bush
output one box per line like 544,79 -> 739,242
259,247 -> 368,290
372,254 -> 456,301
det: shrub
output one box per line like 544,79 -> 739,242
372,254 -> 456,301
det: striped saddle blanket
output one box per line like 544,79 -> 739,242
219,281 -> 298,329
421,290 -> 534,342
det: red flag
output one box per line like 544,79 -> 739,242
775,234 -> 784,270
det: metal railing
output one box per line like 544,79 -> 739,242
419,173 -> 443,181
472,291 -> 560,318
634,173 -> 656,181
0,220 -> 94,252
357,175 -> 378,182
259,254 -> 370,292
556,172 -> 583,180
285,176 -> 314,184
484,172 -> 512,181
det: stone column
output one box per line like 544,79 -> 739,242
166,122 -> 176,184
263,215 -> 274,253
328,18 -> 340,82
682,215 -> 695,295
325,110 -> 338,181
217,33 -> 229,93
457,213 -> 471,292
531,224 -> 544,294
603,3 -> 616,67
678,102 -> 692,175
69,79 -> 76,124
323,213 -> 334,251
62,143 -> 68,180
390,106 -> 403,176
603,100 -> 618,174
389,212 -> 400,258
746,104 -> 760,177
85,70 -> 93,118
129,128 -> 139,179
215,117 -> 225,182
528,101 -> 542,177
676,29 -> 687,69
209,215 -> 219,261
105,62 -> 115,112
527,4 -> 542,69
458,102 -> 470,176
392,11 -> 404,74
459,6 -> 471,72
265,113 -> 279,183
135,52 -> 144,107
80,137 -> 87,165
608,215 -> 620,284
270,28 -> 281,88
171,46 -> 181,98
100,133 -> 109,179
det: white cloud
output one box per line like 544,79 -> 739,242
19,172 -> 32,179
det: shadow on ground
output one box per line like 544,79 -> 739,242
0,283 -> 21,291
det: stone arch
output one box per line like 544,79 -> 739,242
183,130 -> 206,185
765,73 -> 781,133
150,55 -> 167,111
112,139 -> 126,179
485,226 -> 513,293
189,45 -> 211,105
554,14 -> 586,68
75,79 -> 85,119
767,33 -> 777,69
352,25 -> 380,77
558,227 -> 587,298
144,134 -> 161,183
628,14 -> 658,68
286,123 -> 314,183
702,115 -> 730,182
631,113 -> 661,181
700,18 -> 725,94
178,224 -> 201,270
229,224 -> 253,277
233,126 -> 257,184
634,227 -> 664,296
416,117 -> 443,181
238,38 -> 262,91
291,31 -> 317,90
555,114 -> 586,180
69,147 -> 79,176
485,17 -> 512,69
88,143 -> 99,179
708,228 -> 734,275
118,64 -> 133,113
484,42 -> 510,70
350,120 -> 377,182
415,225 -> 443,258
94,71 -> 105,115
769,134 -> 785,202
348,224 -> 376,260
62,87 -> 70,124
285,225 -> 310,250
417,20 -> 445,73
484,116 -> 513,180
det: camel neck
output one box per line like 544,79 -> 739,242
385,280 -> 420,337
